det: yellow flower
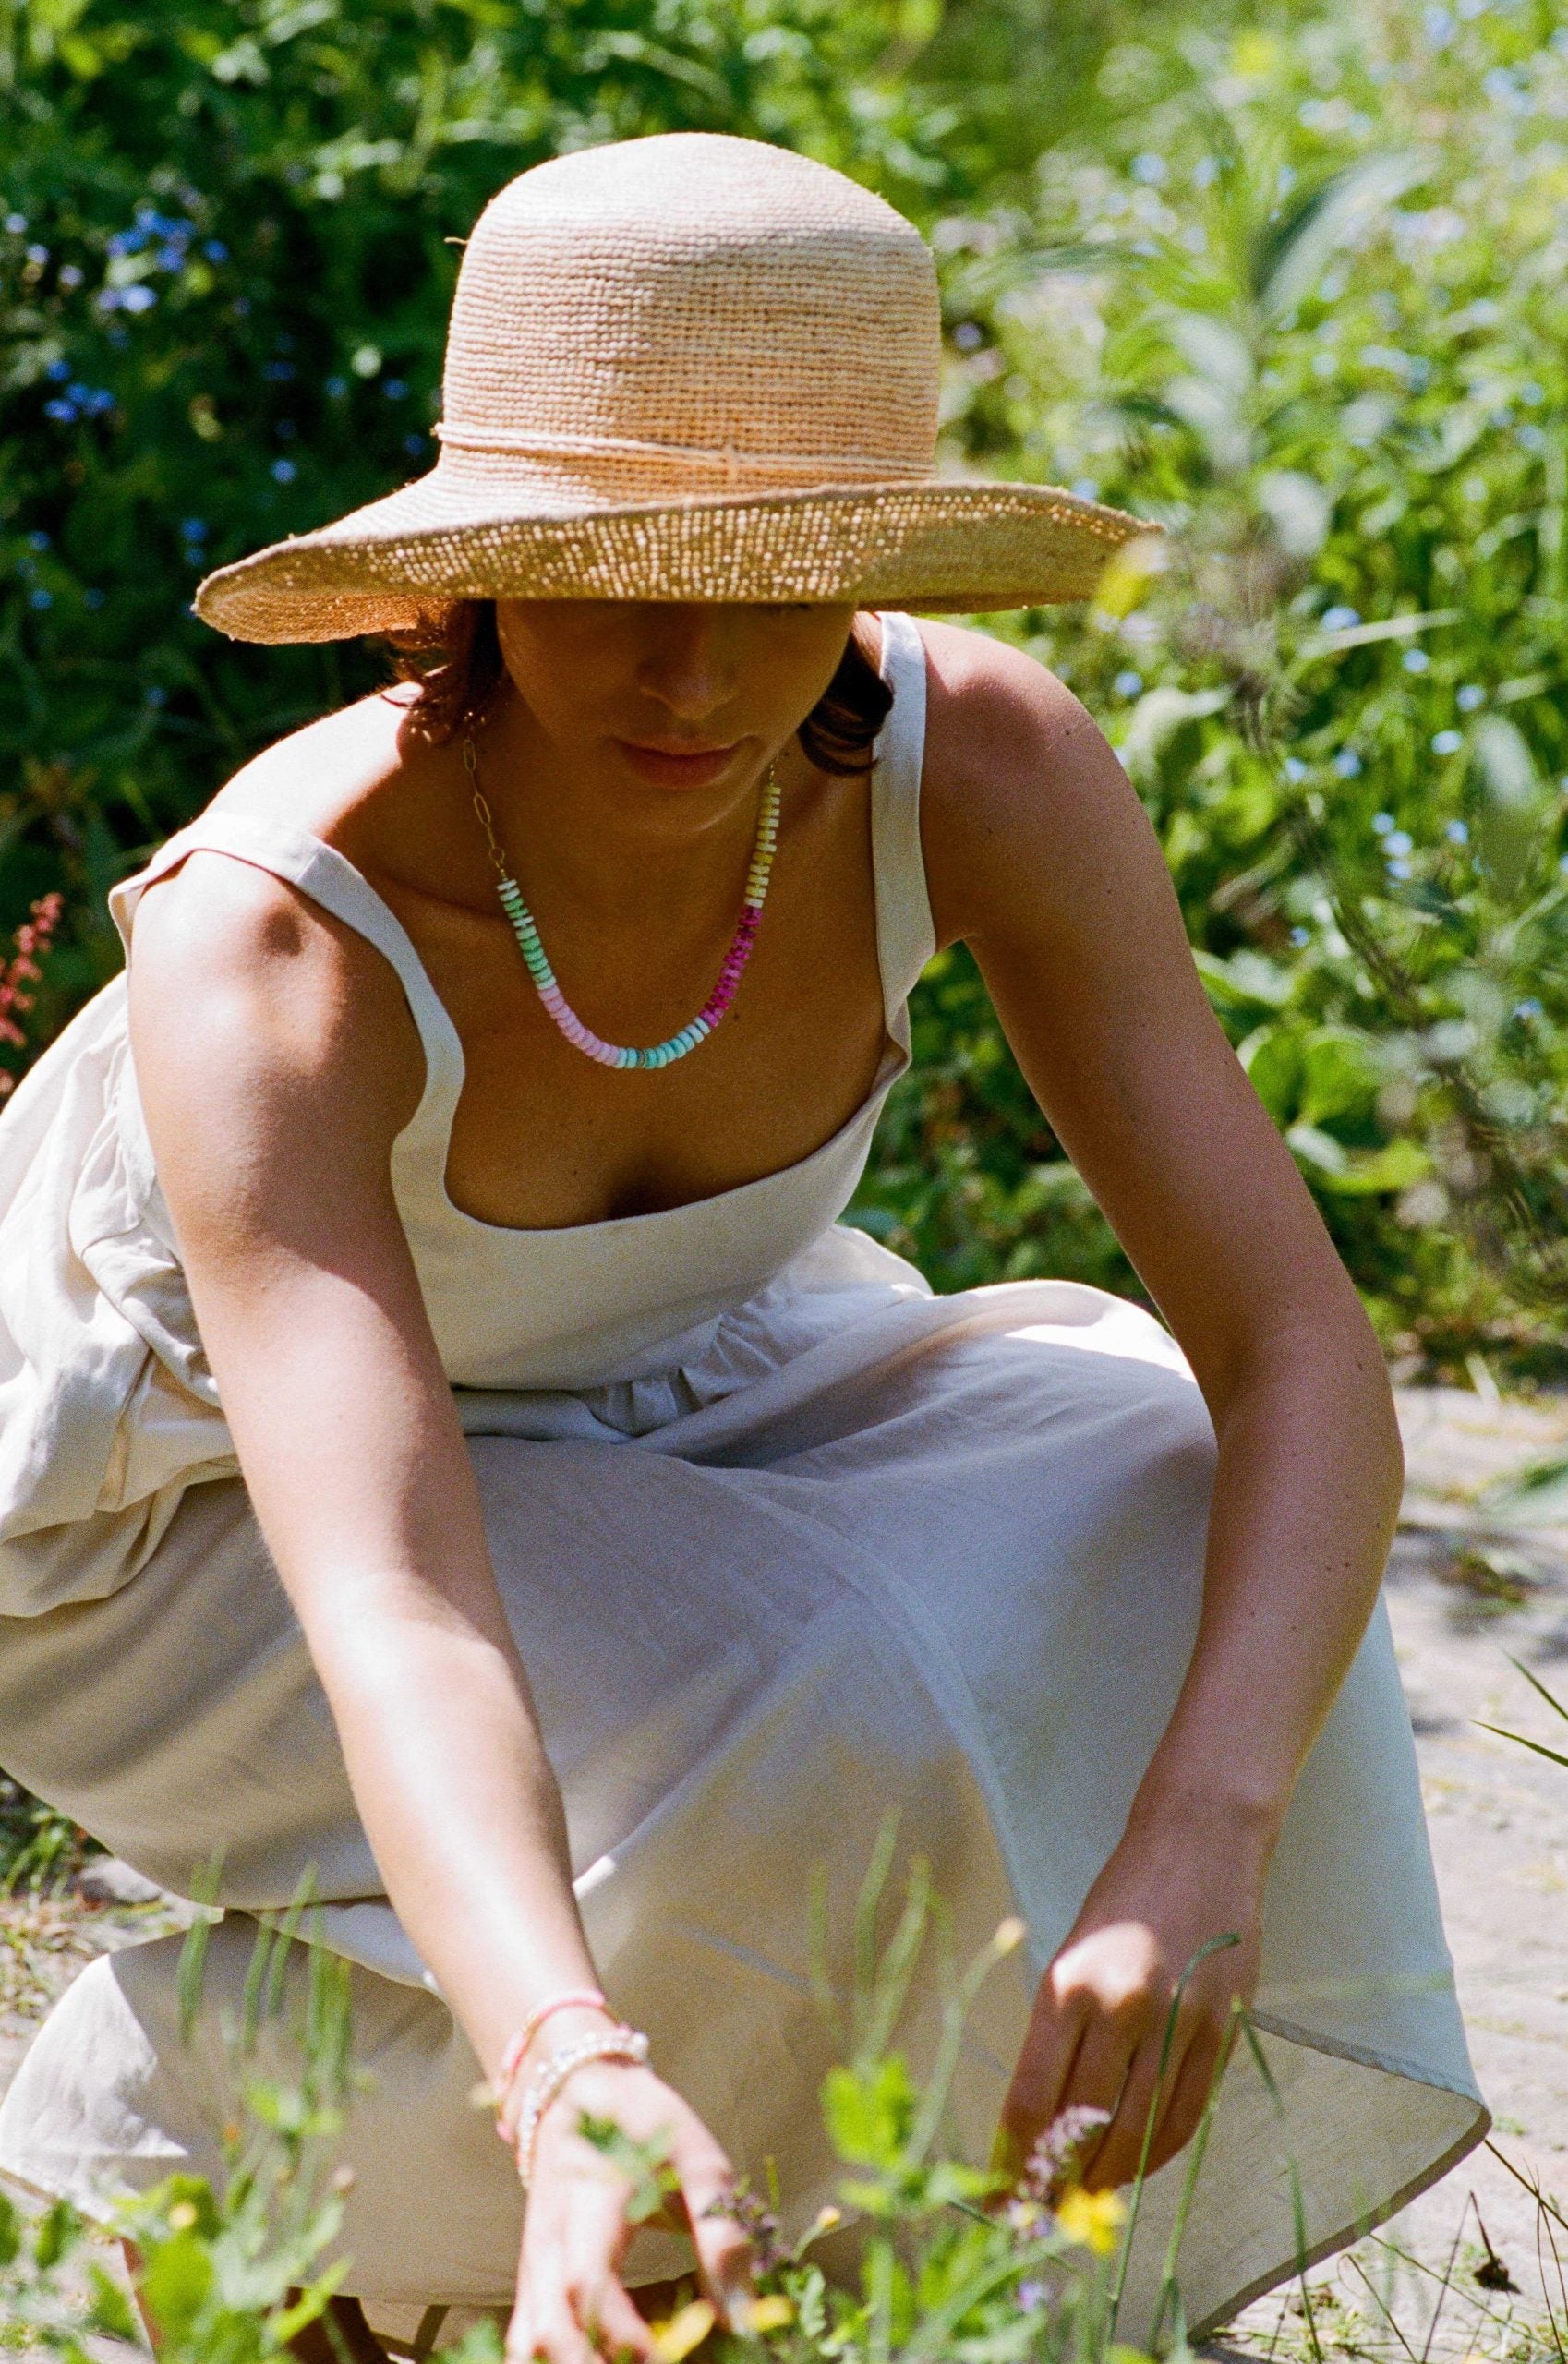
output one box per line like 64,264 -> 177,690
1055,2186 -> 1126,2256
650,2300 -> 716,2362
733,2295 -> 795,2335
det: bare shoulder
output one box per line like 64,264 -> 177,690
128,847 -> 422,1132
911,617 -> 1154,952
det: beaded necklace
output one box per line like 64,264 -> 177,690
462,731 -> 781,1072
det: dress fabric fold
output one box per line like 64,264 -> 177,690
0,610 -> 1485,2345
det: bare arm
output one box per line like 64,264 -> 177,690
921,628 -> 1404,2183
128,852 -> 751,2357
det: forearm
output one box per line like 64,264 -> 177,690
307,1571 -> 601,2080
1130,1320 -> 1405,1851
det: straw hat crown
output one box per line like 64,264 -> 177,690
436,135 -> 941,503
193,131 -> 1150,642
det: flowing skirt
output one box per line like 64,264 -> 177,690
0,1269 -> 1486,2346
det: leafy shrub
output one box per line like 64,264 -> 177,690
5,0 -> 1567,1369
874,4 -> 1568,1371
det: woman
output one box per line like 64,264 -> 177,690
0,132 -> 1484,2360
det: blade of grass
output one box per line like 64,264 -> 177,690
1476,1724 -> 1568,1773
1107,1932 -> 1240,2338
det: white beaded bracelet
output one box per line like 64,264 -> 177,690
513,2024 -> 651,2191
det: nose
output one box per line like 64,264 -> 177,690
633,605 -> 738,723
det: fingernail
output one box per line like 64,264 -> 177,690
718,2278 -> 754,2335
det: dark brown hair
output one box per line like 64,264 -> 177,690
374,600 -> 892,776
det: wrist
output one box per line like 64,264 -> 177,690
492,1992 -> 619,2141
1124,1761 -> 1285,1868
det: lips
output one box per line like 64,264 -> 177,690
615,738 -> 745,786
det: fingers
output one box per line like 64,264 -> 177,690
511,2145 -> 655,2364
999,1934 -> 1245,2196
509,2262 -> 656,2364
673,2127 -> 754,2328
1079,2011 -> 1230,2193
995,1992 -> 1088,2173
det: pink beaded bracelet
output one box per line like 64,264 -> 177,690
493,1990 -> 609,2134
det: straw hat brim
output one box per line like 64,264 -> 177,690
191,469 -> 1156,644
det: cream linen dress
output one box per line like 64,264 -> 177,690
0,613 -> 1485,2347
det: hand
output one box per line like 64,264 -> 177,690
995,1807 -> 1268,2195
506,2057 -> 754,2364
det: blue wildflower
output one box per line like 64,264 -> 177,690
1514,998 -> 1543,1020
1321,604 -> 1361,631
26,529 -> 50,550
1113,669 -> 1143,697
1456,684 -> 1486,712
1444,817 -> 1469,843
84,587 -> 105,609
1387,857 -> 1412,880
1333,749 -> 1363,778
1402,647 -> 1430,673
325,375 -> 348,398
44,356 -> 70,380
1372,812 -> 1394,835
43,397 -> 77,423
1385,829 -> 1414,857
29,588 -> 53,609
3,213 -> 27,235
144,685 -> 167,707
180,517 -> 209,541
383,377 -> 407,399
1283,755 -> 1307,783
1431,730 -> 1463,755
119,284 -> 156,313
202,239 -> 229,263
271,458 -> 296,483
403,433 -> 428,458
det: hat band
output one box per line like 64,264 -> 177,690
431,419 -> 929,488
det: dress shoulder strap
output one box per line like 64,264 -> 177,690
870,609 -> 936,1026
109,808 -> 465,1134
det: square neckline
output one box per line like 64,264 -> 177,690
115,611 -> 930,1247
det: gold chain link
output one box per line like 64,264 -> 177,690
462,732 -> 512,883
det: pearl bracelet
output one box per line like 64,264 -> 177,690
513,2024 -> 651,2191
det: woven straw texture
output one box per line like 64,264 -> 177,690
193,133 -> 1152,643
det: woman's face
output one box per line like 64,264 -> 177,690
493,598 -> 860,796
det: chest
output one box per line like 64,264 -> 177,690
377,776 -> 892,1230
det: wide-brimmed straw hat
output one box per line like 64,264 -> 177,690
193,132 -> 1150,644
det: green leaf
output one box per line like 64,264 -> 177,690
139,2232 -> 214,2334
86,2261 -> 142,2343
1252,151 -> 1430,320
32,2199 -> 82,2271
821,2056 -> 918,2171
1307,1137 -> 1431,1197
1297,1027 -> 1380,1127
1118,685 -> 1232,785
1240,1024 -> 1304,1125
1472,716 -> 1550,899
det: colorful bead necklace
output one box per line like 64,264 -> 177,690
462,732 -> 781,1072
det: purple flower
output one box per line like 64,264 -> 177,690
1018,2105 -> 1112,2205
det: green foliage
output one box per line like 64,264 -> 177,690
863,2 -> 1568,1369
0,1843 -> 1180,2364
0,1893 -> 368,2359
5,0 -> 1568,1369
0,1777 -> 93,1894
